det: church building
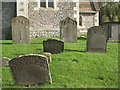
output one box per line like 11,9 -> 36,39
1,0 -> 100,40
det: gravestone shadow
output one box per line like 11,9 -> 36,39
30,43 -> 43,44
0,43 -> 12,45
77,37 -> 87,40
65,49 -> 86,53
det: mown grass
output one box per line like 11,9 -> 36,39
1,37 -> 118,88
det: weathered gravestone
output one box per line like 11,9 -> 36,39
0,57 -> 11,67
9,54 -> 52,86
11,16 -> 30,44
87,26 -> 108,53
40,52 -> 52,62
43,39 -> 64,54
102,22 -> 120,43
60,17 -> 77,43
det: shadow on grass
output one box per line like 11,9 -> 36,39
30,43 -> 43,44
77,37 -> 87,40
0,43 -> 12,45
65,49 -> 86,53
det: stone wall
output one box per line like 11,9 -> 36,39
79,12 -> 99,34
28,1 -> 76,37
79,13 -> 95,34
30,30 -> 59,38
2,2 -> 16,40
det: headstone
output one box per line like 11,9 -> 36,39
0,57 -> 11,67
11,16 -> 30,44
60,17 -> 77,43
102,22 -> 120,43
87,26 -> 108,53
40,52 -> 52,62
43,38 -> 64,54
9,54 -> 52,86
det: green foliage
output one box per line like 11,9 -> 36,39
102,15 -> 109,23
1,37 -> 118,88
99,2 -> 120,24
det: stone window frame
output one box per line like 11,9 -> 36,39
79,15 -> 83,26
38,0 -> 56,9
79,15 -> 85,28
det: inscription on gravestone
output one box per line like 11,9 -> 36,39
43,39 -> 64,54
9,54 -> 52,86
60,17 -> 77,43
11,16 -> 30,44
87,26 -> 108,53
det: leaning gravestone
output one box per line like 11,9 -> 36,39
11,16 -> 30,44
87,26 -> 108,53
9,54 -> 52,86
60,17 -> 77,43
43,39 -> 64,54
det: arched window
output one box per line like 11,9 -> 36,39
79,16 -> 82,26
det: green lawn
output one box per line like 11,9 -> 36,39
1,37 -> 118,88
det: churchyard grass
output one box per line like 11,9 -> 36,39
1,37 -> 118,88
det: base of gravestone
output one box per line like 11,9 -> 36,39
87,48 -> 106,53
107,40 -> 120,43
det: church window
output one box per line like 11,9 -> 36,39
79,16 -> 82,26
48,0 -> 54,8
40,0 -> 46,8
40,0 -> 54,8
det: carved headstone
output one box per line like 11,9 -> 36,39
87,26 -> 108,53
43,39 -> 64,54
9,54 -> 52,86
60,17 -> 77,43
11,16 -> 30,44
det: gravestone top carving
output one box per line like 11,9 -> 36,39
9,54 -> 52,86
43,38 -> 64,54
11,16 -> 30,44
60,17 -> 77,43
87,26 -> 108,53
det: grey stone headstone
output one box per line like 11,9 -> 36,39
11,16 -> 30,44
60,17 -> 77,43
87,26 -> 108,53
43,38 -> 64,54
0,57 -> 11,67
9,54 -> 52,86
102,22 -> 120,43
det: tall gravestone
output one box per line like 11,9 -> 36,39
102,22 -> 120,43
43,38 -> 64,54
9,54 -> 52,86
87,26 -> 108,53
11,16 -> 30,44
60,17 -> 77,43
